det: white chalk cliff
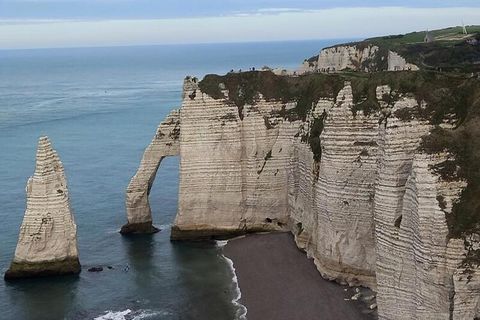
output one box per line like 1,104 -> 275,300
301,44 -> 418,73
5,136 -> 80,279
127,72 -> 478,318
122,109 -> 180,234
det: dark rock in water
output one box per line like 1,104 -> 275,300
88,266 -> 103,272
107,266 -> 113,270
120,222 -> 160,235
4,258 -> 81,280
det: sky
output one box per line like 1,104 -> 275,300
1,0 -> 480,49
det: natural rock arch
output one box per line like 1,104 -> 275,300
121,109 -> 180,234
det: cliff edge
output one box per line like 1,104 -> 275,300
302,25 -> 480,74
126,27 -> 480,319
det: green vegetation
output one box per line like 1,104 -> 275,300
199,70 -> 476,126
169,126 -> 180,140
264,150 -> 272,160
5,258 -> 81,279
366,26 -> 480,47
310,26 -> 480,73
394,215 -> 403,228
420,99 -> 480,234
367,26 -> 480,73
304,111 -> 327,162
257,150 -> 273,175
350,76 -> 381,117
305,55 -> 319,67
395,42 -> 480,73
263,116 -> 275,129
199,68 -> 480,264
296,222 -> 304,235
199,71 -> 344,121
414,75 -> 480,267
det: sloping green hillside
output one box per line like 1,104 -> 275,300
366,25 -> 480,47
313,26 -> 480,73
367,26 -> 480,73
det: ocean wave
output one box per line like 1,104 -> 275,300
93,308 -> 170,320
215,240 -> 228,248
221,250 -> 248,320
156,224 -> 172,230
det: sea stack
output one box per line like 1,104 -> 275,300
121,109 -> 180,234
5,136 -> 80,280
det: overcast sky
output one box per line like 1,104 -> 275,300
1,0 -> 480,49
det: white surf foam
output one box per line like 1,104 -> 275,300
216,240 -> 229,248
94,309 -> 132,320
93,309 -> 168,320
217,240 -> 248,320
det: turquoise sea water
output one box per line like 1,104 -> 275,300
0,40 -> 343,320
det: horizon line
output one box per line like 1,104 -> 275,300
0,37 -> 362,52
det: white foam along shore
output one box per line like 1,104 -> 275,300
217,240 -> 248,320
94,308 -> 168,320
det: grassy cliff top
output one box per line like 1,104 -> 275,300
366,25 -> 480,47
312,26 -> 480,73
198,70 -> 476,123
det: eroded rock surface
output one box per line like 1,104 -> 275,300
172,77 -> 295,239
301,44 -> 418,73
128,69 -> 479,318
121,109 -> 180,234
5,136 -> 80,279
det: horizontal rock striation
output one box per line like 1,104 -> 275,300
122,109 -> 180,234
5,136 -> 80,279
372,97 -> 465,319
312,84 -> 378,287
172,77 -> 296,239
128,69 -> 479,318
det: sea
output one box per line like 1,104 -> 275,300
0,39 -> 344,320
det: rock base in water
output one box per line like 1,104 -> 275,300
170,225 -> 286,241
120,222 -> 160,235
4,258 -> 81,280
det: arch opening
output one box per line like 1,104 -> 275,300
121,109 -> 181,234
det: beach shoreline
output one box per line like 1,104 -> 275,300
223,232 -> 377,320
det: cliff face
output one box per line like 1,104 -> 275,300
287,83 -> 379,287
371,95 -> 473,319
172,77 -> 296,239
127,70 -> 479,319
301,44 -> 418,73
5,136 -> 80,279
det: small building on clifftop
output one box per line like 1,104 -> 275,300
424,31 -> 435,43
